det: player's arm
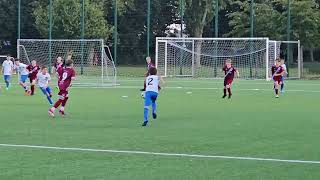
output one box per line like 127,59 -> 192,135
1,63 -> 3,75
236,69 -> 240,77
159,76 -> 165,85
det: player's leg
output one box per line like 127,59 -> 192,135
20,75 -> 29,95
4,75 -> 10,90
46,87 -> 53,97
226,83 -> 232,99
142,92 -> 152,126
49,90 -> 65,117
30,79 -> 36,95
280,76 -> 285,93
59,94 -> 69,116
222,79 -> 227,98
40,87 -> 53,105
274,81 -> 280,98
151,92 -> 158,119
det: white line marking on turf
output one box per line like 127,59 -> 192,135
0,143 -> 319,165
75,85 -> 320,93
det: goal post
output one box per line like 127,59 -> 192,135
156,37 -> 301,80
17,39 -> 117,86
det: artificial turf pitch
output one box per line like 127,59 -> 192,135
0,79 -> 320,180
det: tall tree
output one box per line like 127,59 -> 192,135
33,0 -> 111,39
184,0 -> 230,66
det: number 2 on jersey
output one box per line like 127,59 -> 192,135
148,78 -> 153,85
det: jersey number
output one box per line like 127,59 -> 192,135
62,72 -> 68,81
148,78 -> 153,85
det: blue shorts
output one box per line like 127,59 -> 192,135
281,76 -> 285,82
144,91 -> 158,106
20,75 -> 29,83
4,75 -> 11,82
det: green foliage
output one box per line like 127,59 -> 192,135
227,0 -> 320,48
185,0 -> 230,37
33,0 -> 112,39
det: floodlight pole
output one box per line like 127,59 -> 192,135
113,0 -> 118,65
286,0 -> 291,77
80,0 -> 85,75
48,0 -> 53,73
214,0 -> 219,77
147,0 -> 151,57
179,0 -> 184,75
18,0 -> 21,39
249,0 -> 254,78
214,0 -> 219,38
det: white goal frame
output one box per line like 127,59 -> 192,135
156,37 -> 301,80
17,39 -> 117,87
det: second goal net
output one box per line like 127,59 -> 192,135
156,37 -> 301,80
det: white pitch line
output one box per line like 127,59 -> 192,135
0,143 -> 320,165
72,85 -> 320,93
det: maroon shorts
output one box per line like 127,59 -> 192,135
224,78 -> 234,86
58,84 -> 70,98
273,78 -> 282,84
29,75 -> 37,82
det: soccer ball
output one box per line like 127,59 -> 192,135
141,92 -> 145,99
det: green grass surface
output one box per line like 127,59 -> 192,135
1,79 -> 320,180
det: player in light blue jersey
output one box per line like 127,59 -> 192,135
14,59 -> 30,95
280,59 -> 287,93
142,67 -> 162,126
37,66 -> 53,105
1,55 -> 14,90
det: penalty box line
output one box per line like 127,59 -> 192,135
0,143 -> 320,165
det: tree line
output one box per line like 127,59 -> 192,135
0,0 -> 319,64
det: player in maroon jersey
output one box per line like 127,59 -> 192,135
48,60 -> 76,117
27,60 -> 40,95
140,57 -> 158,91
222,59 -> 239,99
271,58 -> 285,98
53,57 -> 64,84
53,57 -> 64,73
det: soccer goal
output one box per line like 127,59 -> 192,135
17,39 -> 117,86
156,37 -> 302,80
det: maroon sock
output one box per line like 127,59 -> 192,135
61,97 -> 69,107
223,88 -> 227,95
227,88 -> 232,96
31,85 -> 35,94
54,99 -> 63,108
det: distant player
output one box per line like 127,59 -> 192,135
280,59 -> 287,93
48,60 -> 76,117
140,57 -> 155,92
271,58 -> 285,98
222,59 -> 239,99
142,67 -> 162,126
27,60 -> 40,95
37,66 -> 53,105
52,57 -> 64,75
1,55 -> 14,90
14,59 -> 30,95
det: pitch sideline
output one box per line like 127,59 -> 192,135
0,143 -> 320,165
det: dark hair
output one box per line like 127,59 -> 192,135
65,60 -> 73,67
41,66 -> 47,70
15,58 -> 20,62
149,67 -> 157,75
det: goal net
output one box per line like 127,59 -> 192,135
17,39 -> 117,86
156,37 -> 301,80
